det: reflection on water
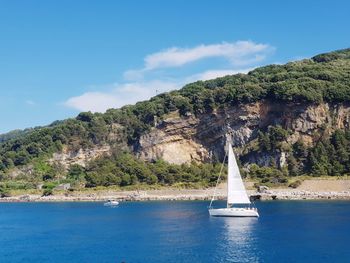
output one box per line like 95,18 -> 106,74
215,217 -> 259,263
223,217 -> 256,243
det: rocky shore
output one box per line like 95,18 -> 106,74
251,189 -> 350,201
1,179 -> 350,203
1,188 -> 350,203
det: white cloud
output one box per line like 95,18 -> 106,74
64,40 -> 275,112
64,68 -> 254,113
143,41 -> 272,70
64,92 -> 120,112
64,80 -> 180,112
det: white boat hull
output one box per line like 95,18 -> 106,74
104,201 -> 119,206
209,207 -> 259,217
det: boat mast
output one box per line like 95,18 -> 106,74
226,133 -> 233,208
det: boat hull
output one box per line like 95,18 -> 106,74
209,207 -> 259,217
104,201 -> 119,206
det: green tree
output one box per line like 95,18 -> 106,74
287,154 -> 300,176
67,164 -> 86,181
258,131 -> 271,151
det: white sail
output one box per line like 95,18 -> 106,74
227,141 -> 251,205
208,134 -> 259,217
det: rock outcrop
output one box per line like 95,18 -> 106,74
138,114 -> 209,164
50,145 -> 111,169
33,101 -> 350,169
137,100 -> 350,165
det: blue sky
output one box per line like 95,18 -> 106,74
0,0 -> 349,134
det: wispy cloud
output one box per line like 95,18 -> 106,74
64,40 -> 275,113
64,92 -> 119,112
64,80 -> 180,112
144,41 -> 272,69
124,41 -> 273,81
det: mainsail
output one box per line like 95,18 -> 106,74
227,141 -> 251,205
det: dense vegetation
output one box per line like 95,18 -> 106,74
84,153 -> 221,188
0,48 -> 350,192
0,151 -> 222,195
244,126 -> 350,186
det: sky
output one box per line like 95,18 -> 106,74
0,0 -> 349,134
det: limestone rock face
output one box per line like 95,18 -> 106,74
37,101 -> 350,168
50,145 -> 111,169
137,101 -> 350,165
138,115 -> 209,164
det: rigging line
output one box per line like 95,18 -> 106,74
209,148 -> 228,208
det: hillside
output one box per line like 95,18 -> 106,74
1,48 -> 350,193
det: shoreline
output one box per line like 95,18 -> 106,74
1,189 -> 350,203
2,178 -> 350,203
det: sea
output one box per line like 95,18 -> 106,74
0,200 -> 349,263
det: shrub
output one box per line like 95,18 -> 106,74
289,180 -> 302,188
0,186 -> 10,198
42,188 -> 53,196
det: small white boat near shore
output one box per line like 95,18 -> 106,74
104,200 -> 119,206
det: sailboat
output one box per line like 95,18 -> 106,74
209,134 -> 259,217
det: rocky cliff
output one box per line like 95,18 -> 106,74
137,100 -> 350,167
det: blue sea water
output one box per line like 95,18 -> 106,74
0,201 -> 350,263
